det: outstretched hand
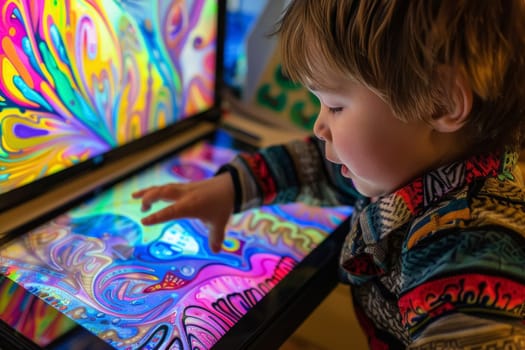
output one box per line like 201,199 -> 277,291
131,173 -> 235,253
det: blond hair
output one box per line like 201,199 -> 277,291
276,0 -> 525,152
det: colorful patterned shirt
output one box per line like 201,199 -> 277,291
220,136 -> 525,349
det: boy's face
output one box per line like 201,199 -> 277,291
311,78 -> 439,198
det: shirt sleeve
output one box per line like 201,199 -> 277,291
217,136 -> 362,213
399,227 -> 525,348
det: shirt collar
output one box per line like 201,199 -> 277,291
340,150 -> 519,284
395,150 -> 517,215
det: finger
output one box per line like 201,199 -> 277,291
141,196 -> 197,225
139,186 -> 164,212
139,184 -> 184,212
131,186 -> 156,199
208,218 -> 229,253
141,205 -> 178,225
132,186 -> 164,212
131,188 -> 155,211
209,227 -> 226,253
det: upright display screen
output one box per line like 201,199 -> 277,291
0,136 -> 352,349
0,0 -> 219,198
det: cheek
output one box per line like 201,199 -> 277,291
331,120 -> 404,178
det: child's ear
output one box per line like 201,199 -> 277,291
429,68 -> 473,133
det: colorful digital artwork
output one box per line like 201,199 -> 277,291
0,275 -> 77,347
0,140 -> 352,349
0,0 -> 218,196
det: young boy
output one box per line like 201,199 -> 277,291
133,0 -> 525,348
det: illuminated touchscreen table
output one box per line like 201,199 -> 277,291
0,134 -> 352,350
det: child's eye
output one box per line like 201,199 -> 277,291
328,107 -> 343,114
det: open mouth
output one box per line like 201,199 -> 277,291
340,164 -> 351,177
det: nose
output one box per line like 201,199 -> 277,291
313,108 -> 330,141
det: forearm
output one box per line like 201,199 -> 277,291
218,136 -> 361,213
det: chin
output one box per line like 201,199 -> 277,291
352,182 -> 389,198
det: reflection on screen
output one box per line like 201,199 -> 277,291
0,140 -> 352,349
0,0 -> 218,196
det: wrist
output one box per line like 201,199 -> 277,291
214,168 -> 241,213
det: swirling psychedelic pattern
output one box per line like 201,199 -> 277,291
0,0 -> 217,195
0,140 -> 353,349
